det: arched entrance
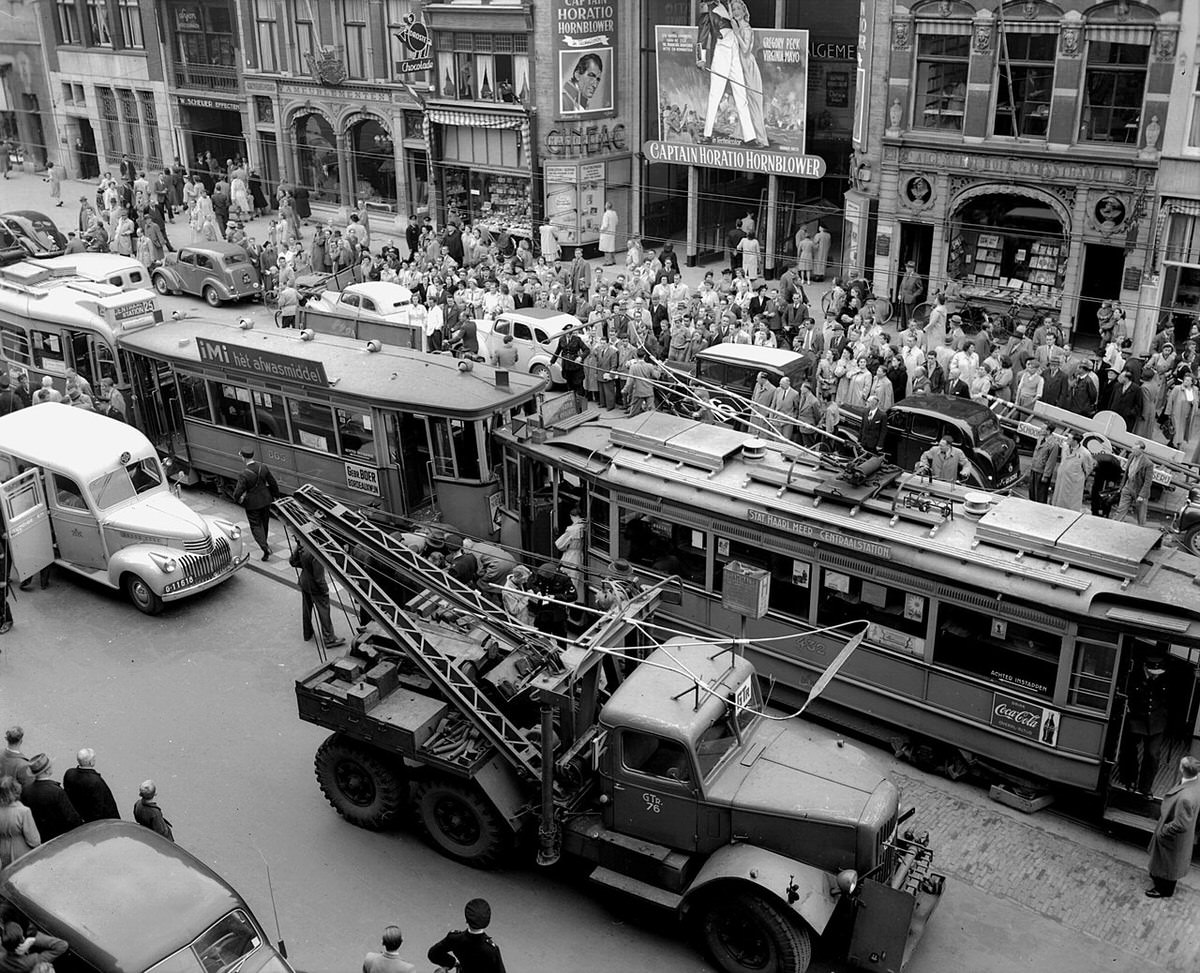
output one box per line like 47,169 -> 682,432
347,117 -> 397,210
293,112 -> 338,203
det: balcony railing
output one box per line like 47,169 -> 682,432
173,63 -> 240,93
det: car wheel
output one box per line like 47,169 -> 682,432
123,574 -> 163,615
531,363 -> 551,381
203,285 -> 222,308
1182,525 -> 1200,558
698,890 -> 812,973
153,273 -> 171,296
314,734 -> 406,830
413,776 -> 508,868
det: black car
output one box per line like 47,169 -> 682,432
1172,486 -> 1200,556
839,392 -> 1022,490
0,210 -> 68,258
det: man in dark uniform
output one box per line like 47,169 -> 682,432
233,447 -> 280,561
859,395 -> 887,454
289,541 -> 345,647
428,898 -> 506,973
1121,649 -> 1170,795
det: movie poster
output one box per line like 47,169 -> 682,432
555,0 -> 617,117
655,4 -> 808,155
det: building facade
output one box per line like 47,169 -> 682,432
0,0 -> 57,172
38,0 -> 172,180
853,0 -> 1182,350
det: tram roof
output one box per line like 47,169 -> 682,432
119,317 -> 547,418
510,411 -> 1200,628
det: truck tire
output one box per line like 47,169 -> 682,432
123,573 -> 164,615
314,734 -> 405,830
413,777 -> 507,868
1182,524 -> 1200,558
698,889 -> 812,973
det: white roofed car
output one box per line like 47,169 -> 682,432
307,281 -> 414,324
476,308 -> 580,384
38,253 -> 151,292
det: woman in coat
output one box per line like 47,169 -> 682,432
1165,370 -> 1198,451
0,775 -> 40,867
554,507 -> 587,601
113,209 -> 135,256
1051,432 -> 1094,511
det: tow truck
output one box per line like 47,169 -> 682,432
276,485 -> 945,973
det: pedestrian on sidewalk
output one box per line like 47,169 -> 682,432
132,780 -> 173,841
232,446 -> 280,561
288,541 -> 345,648
362,924 -> 415,973
1146,755 -> 1200,898
0,139 -> 11,180
45,161 -> 62,207
0,775 -> 40,866
599,201 -> 618,266
21,754 -> 83,842
428,898 -> 506,973
62,748 -> 120,823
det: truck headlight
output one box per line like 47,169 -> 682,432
149,553 -> 178,574
214,519 -> 242,541
836,869 -> 859,895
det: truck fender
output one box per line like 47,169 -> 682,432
107,546 -> 168,594
681,843 -> 839,935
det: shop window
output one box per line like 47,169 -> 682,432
177,373 -> 211,421
138,92 -> 161,168
994,33 -> 1055,138
117,0 -> 142,49
295,113 -> 338,201
118,89 -> 140,162
1081,42 -> 1148,144
621,730 -> 693,783
915,33 -> 969,131
254,0 -> 278,73
816,569 -> 926,656
56,0 -> 80,45
619,509 -> 706,585
1189,68 -> 1200,149
289,400 -> 336,453
435,31 -> 530,104
349,119 -> 397,208
252,391 -> 287,440
1068,629 -> 1118,712
211,382 -> 254,433
97,87 -> 120,163
84,0 -> 111,46
1165,214 -> 1200,265
30,331 -> 66,375
588,486 -> 611,553
336,408 -> 375,460
934,602 -> 1059,698
713,537 -> 811,621
342,0 -> 367,80
0,326 -> 30,367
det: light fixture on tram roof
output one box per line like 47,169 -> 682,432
299,329 -> 315,341
366,339 -> 382,353
458,359 -> 473,373
238,317 -> 253,330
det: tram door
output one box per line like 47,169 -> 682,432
126,353 -> 189,463
68,331 -> 100,390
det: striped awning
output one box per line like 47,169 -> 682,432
1152,198 -> 1200,269
915,20 -> 972,35
999,22 -> 1057,35
425,107 -> 523,129
1087,26 -> 1154,45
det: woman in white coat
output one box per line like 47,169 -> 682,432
599,201 -> 618,266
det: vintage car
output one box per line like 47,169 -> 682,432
0,210 -> 68,258
152,241 -> 262,306
305,280 -> 413,324
475,308 -> 579,383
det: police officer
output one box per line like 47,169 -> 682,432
233,447 -> 280,561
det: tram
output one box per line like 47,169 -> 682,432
119,318 -> 545,537
496,404 -> 1200,828
0,260 -> 160,393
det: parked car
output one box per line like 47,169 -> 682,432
39,252 -> 151,292
660,345 -> 812,425
0,820 -> 297,973
476,308 -> 579,383
838,392 -> 1022,490
306,281 -> 414,324
0,210 -> 68,258
152,241 -> 261,306
1172,485 -> 1200,556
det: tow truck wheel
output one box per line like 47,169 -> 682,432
413,777 -> 506,868
1182,525 -> 1200,558
314,735 -> 406,830
699,890 -> 812,973
123,574 -> 164,615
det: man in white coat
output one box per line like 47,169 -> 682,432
697,1 -> 754,143
599,202 -> 618,266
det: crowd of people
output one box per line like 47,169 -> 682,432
0,366 -> 126,421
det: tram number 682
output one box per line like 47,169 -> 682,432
643,792 -> 662,814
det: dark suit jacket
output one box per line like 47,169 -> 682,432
233,461 -> 280,511
860,409 -> 887,453
133,798 -> 174,841
22,779 -> 83,841
63,767 -> 120,823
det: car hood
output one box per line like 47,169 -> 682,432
102,492 -> 210,542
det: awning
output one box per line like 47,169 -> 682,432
915,20 -> 971,36
425,107 -> 523,130
1087,26 -> 1154,45
999,22 -> 1056,35
1152,197 -> 1200,269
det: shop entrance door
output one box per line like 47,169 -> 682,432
1077,244 -> 1125,344
897,222 -> 934,299
257,132 -> 279,202
75,119 -> 99,180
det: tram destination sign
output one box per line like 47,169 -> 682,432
196,339 -> 329,387
746,509 -> 891,559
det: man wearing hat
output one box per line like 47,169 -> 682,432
233,447 -> 281,561
22,754 -> 83,842
0,374 -> 21,416
428,898 -> 506,973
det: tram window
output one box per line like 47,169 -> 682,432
52,473 -> 87,510
0,326 -> 30,366
453,420 -> 483,479
31,330 -> 66,374
934,603 -> 1058,698
817,569 -> 926,653
179,373 -> 211,420
1068,641 -> 1117,711
96,342 -> 118,385
252,391 -> 287,440
336,408 -> 375,460
588,487 -> 611,552
211,382 -> 254,432
714,538 -> 811,620
620,510 -> 706,583
288,400 -> 337,453
429,418 -> 455,477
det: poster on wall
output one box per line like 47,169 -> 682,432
645,6 -> 822,178
544,164 -> 580,245
555,0 -> 617,117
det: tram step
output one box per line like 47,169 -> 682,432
1102,806 -> 1157,836
989,783 -> 1054,814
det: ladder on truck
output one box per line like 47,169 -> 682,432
275,495 -> 545,783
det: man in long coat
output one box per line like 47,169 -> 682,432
1146,756 -> 1200,898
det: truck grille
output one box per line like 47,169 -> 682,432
178,537 -> 231,584
876,810 -> 898,878
184,536 -> 216,555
